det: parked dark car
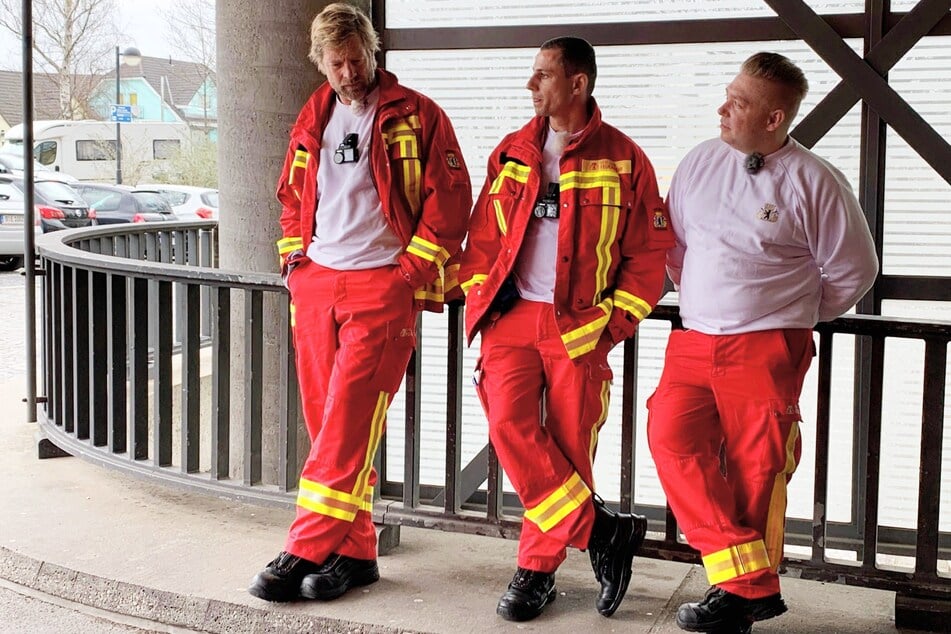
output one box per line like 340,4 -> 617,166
10,177 -> 96,232
73,183 -> 179,224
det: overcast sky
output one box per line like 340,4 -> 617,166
1,2 -> 195,69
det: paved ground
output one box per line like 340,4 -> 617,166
0,582 -> 161,634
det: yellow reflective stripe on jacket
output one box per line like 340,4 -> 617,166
561,300 -> 611,359
702,539 -> 771,585
384,116 -> 422,213
560,169 -> 623,300
493,199 -> 508,235
593,201 -> 621,301
613,289 -> 652,322
461,273 -> 488,294
407,235 -> 450,267
296,478 -> 363,522
277,236 -> 304,255
560,169 -> 621,201
489,162 -> 530,194
415,275 -> 444,303
443,263 -> 461,295
523,471 -> 591,533
289,150 -> 309,187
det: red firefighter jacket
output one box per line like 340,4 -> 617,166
276,69 -> 472,311
459,100 -> 673,359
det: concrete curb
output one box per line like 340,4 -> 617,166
0,547 -> 422,634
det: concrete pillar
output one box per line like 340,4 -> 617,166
215,0 -> 337,481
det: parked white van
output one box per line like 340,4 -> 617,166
1,120 -> 190,183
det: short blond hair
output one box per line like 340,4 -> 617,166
308,3 -> 379,75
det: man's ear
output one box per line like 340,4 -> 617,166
765,108 -> 787,132
572,73 -> 588,96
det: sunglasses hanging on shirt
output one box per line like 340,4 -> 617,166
334,133 -> 359,164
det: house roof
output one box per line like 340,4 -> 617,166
0,56 -> 215,131
0,70 -> 74,128
119,56 -> 214,109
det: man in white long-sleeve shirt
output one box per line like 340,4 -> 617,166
647,52 -> 878,634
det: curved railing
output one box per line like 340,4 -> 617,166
34,222 -> 951,624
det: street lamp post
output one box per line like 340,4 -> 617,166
115,45 -> 142,184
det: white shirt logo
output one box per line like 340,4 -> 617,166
757,203 -> 779,223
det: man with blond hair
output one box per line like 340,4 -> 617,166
249,3 -> 471,602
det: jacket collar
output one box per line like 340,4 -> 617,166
506,97 -> 603,163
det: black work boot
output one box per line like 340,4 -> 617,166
587,497 -> 648,617
300,553 -> 380,600
248,551 -> 323,602
676,586 -> 787,632
496,567 -> 557,622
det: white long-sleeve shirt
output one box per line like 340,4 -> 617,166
667,137 -> 878,334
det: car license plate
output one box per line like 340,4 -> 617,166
0,214 -> 23,225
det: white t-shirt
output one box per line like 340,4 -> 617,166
513,127 -> 573,302
667,137 -> 878,334
306,89 -> 403,270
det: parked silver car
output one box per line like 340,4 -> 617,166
136,183 -> 219,220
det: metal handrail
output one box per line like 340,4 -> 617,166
34,222 -> 951,607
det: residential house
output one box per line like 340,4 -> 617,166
87,56 -> 217,140
1,57 -> 217,141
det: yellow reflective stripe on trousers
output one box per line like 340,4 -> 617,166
461,273 -> 487,294
561,300 -> 612,359
702,539 -> 771,585
296,478 -> 362,522
523,472 -> 592,533
613,289 -> 652,321
277,236 -> 303,255
362,486 -> 374,512
295,392 -> 388,523
353,391 -> 389,501
765,420 -> 800,572
407,235 -> 450,267
588,379 -> 611,468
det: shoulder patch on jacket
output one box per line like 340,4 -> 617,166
652,208 -> 669,230
446,150 -> 462,170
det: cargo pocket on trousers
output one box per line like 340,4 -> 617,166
368,320 -> 417,394
472,356 -> 490,419
760,399 -> 803,480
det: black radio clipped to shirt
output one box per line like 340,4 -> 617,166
533,182 -> 560,219
334,133 -> 359,164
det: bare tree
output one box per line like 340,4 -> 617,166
161,0 -> 215,136
0,0 -> 119,119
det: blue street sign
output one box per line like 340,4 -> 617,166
110,104 -> 133,123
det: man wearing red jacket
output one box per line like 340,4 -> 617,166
459,37 -> 673,621
249,3 -> 471,603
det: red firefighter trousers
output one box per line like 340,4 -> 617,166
475,300 -> 614,573
284,260 -> 418,565
647,328 -> 814,599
